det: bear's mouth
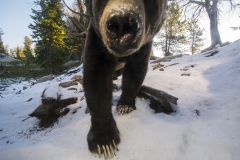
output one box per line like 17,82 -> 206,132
108,45 -> 138,57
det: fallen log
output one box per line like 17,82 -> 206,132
201,41 -> 230,53
65,68 -> 82,76
203,50 -> 219,57
138,85 -> 178,114
59,80 -> 78,88
137,92 -> 174,114
152,63 -> 164,70
113,83 -> 178,114
151,54 -> 183,64
139,85 -> 178,105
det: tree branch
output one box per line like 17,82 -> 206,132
68,17 -> 85,32
67,31 -> 86,39
192,5 -> 203,18
189,0 -> 206,7
62,0 -> 88,18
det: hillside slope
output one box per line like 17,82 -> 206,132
0,40 -> 240,160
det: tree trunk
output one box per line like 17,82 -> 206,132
165,29 -> 168,56
166,35 -> 171,57
205,0 -> 222,47
191,31 -> 195,54
167,38 -> 171,56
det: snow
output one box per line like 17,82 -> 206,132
0,53 -> 20,62
0,40 -> 240,160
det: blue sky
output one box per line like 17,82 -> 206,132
0,0 -> 73,50
0,0 -> 34,49
0,0 -> 239,51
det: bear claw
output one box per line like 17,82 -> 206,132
117,105 -> 136,115
97,140 -> 119,159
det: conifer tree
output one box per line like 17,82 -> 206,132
16,46 -> 24,59
155,2 -> 188,56
9,48 -> 16,57
186,18 -> 205,54
29,0 -> 68,70
0,40 -> 4,53
23,36 -> 34,65
0,28 -> 5,53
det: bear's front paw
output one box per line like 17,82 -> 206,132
117,104 -> 136,115
87,121 -> 120,159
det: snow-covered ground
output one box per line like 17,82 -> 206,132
0,40 -> 240,160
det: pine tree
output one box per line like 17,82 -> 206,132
16,46 -> 24,59
9,48 -> 16,57
155,2 -> 188,56
23,36 -> 34,65
0,40 -> 4,53
186,18 -> 205,54
0,28 -> 5,53
29,0 -> 68,70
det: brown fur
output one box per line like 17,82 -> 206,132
83,0 -> 167,154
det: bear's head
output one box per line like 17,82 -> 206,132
88,0 -> 167,57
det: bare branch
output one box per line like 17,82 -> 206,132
68,17 -> 85,32
0,68 -> 6,75
192,5 -> 203,18
189,0 -> 206,7
67,31 -> 86,39
62,0 -> 81,15
229,0 -> 233,10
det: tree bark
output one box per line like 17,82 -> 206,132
165,30 -> 168,56
206,0 -> 222,47
189,0 -> 222,47
151,54 -> 183,64
139,85 -> 178,104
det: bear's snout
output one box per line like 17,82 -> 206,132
100,5 -> 144,57
106,9 -> 140,44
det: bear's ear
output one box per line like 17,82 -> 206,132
85,0 -> 93,17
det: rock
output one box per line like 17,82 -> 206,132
59,80 -> 78,88
71,75 -> 83,84
42,97 -> 58,105
41,84 -> 61,102
37,74 -> 54,83
63,61 -> 80,67
30,80 -> 80,128
0,53 -> 20,62
181,73 -> 190,76
29,102 -> 58,119
30,97 -> 78,128
23,86 -> 27,90
68,87 -> 77,91
150,55 -> 159,60
31,86 -> 77,119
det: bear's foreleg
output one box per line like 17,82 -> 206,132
83,25 -> 120,158
117,41 -> 152,115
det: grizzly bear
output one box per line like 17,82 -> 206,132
83,0 -> 167,158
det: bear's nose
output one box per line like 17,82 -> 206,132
106,9 -> 140,44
